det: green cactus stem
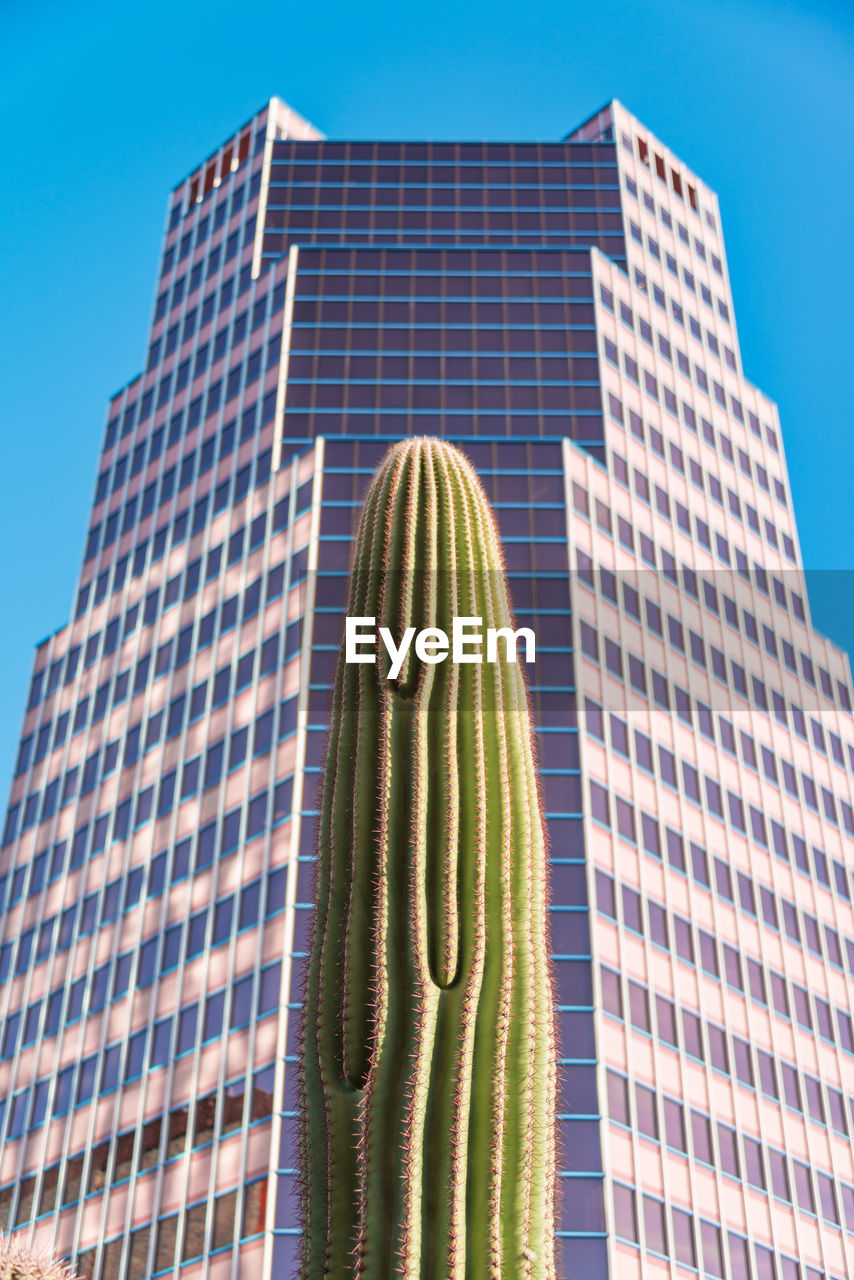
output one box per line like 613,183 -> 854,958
299,437 -> 556,1278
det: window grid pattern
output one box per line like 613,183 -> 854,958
570,99 -> 854,1280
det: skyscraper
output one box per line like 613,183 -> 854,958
1,92 -> 852,1280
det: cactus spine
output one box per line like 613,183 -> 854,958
0,1234 -> 77,1279
300,437 -> 556,1278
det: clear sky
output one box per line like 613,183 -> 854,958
2,0 -> 853,790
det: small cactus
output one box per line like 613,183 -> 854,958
300,438 -> 557,1277
0,1233 -> 77,1280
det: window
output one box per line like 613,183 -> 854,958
794,1161 -> 815,1213
743,1137 -> 765,1191
601,966 -> 622,1019
672,1208 -> 695,1268
613,1183 -> 638,1243
718,1124 -> 740,1177
656,995 -> 677,1047
691,1111 -> 712,1164
768,1149 -> 790,1202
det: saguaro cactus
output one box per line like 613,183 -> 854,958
300,437 -> 556,1278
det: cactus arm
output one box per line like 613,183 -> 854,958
299,640 -> 348,1274
301,454 -> 395,1273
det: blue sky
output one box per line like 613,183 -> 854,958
1,0 -> 853,789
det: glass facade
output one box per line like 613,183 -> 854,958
0,93 -> 852,1279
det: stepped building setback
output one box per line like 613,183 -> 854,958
2,95 -> 854,1278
